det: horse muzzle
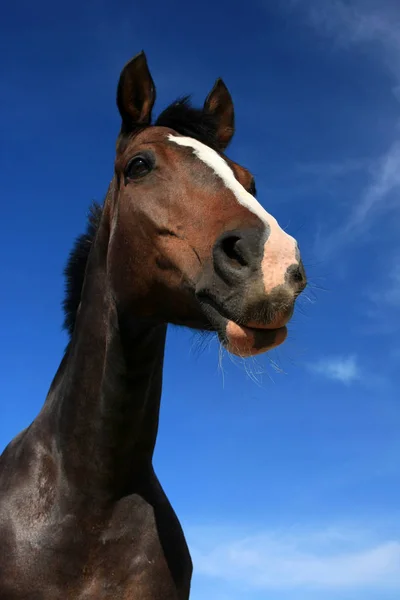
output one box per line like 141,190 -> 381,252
196,226 -> 306,357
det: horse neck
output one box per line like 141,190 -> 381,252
38,202 -> 167,501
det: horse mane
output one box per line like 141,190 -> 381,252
62,202 -> 103,336
155,96 -> 220,151
62,96 -> 223,338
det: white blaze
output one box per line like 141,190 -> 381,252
168,134 -> 298,294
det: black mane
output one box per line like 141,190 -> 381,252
62,96 -> 222,338
62,202 -> 103,337
155,96 -> 220,151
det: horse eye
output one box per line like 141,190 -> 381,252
125,155 -> 153,180
249,180 -> 257,196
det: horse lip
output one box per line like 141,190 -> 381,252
196,293 -> 287,335
244,322 -> 283,332
245,310 -> 293,331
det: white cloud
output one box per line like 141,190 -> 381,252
316,141 -> 400,257
308,355 -> 360,384
295,157 -> 371,179
188,523 -> 400,590
361,256 -> 400,335
291,0 -> 400,83
344,142 -> 400,230
380,262 -> 400,308
283,1 -> 400,257
368,255 -> 400,308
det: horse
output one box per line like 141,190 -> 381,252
0,51 -> 306,599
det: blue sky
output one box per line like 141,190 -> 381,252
1,1 -> 400,598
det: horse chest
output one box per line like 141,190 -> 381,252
0,495 -> 192,600
76,504 -> 192,600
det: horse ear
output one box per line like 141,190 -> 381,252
204,78 -> 235,151
117,51 -> 156,131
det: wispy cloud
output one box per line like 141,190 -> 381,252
316,141 -> 400,256
188,523 -> 400,591
379,261 -> 400,308
291,0 -> 400,84
308,355 -> 360,384
285,1 -> 400,257
368,255 -> 400,308
295,157 -> 371,179
361,256 -> 400,334
344,142 -> 400,230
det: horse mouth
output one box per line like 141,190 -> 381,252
198,296 -> 289,357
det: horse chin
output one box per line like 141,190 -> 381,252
197,297 -> 289,357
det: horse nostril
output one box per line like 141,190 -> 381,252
288,262 -> 307,292
213,229 -> 263,284
292,268 -> 304,283
221,236 -> 248,267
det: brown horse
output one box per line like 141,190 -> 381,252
0,52 -> 306,599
